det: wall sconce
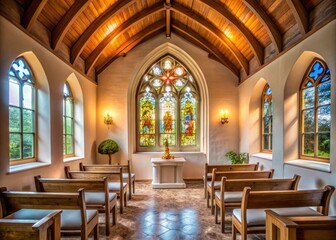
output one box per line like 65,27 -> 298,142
104,112 -> 113,128
220,110 -> 229,124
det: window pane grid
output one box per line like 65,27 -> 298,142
8,57 -> 36,164
300,59 -> 330,161
63,82 -> 74,156
261,84 -> 272,152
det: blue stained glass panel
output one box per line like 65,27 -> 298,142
308,61 -> 324,81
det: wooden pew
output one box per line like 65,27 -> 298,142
80,160 -> 136,200
214,174 -> 300,233
0,210 -> 62,240
207,169 -> 274,214
34,175 -> 117,236
65,166 -> 127,214
232,185 -> 335,240
265,210 -> 336,240
0,187 -> 99,240
203,162 -> 259,198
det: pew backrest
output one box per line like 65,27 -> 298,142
205,162 -> 259,176
65,166 -> 123,182
212,169 -> 274,184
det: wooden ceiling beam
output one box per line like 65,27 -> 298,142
165,0 -> 171,39
70,0 -> 134,64
51,0 -> 91,50
244,0 -> 282,53
85,2 -> 164,74
21,0 -> 48,31
285,0 -> 309,35
172,22 -> 240,77
96,21 -> 165,75
171,3 -> 249,75
199,0 -> 264,65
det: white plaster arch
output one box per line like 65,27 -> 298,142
127,43 -> 209,158
283,51 -> 326,162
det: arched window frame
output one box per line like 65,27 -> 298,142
136,55 -> 200,152
63,82 -> 74,157
300,58 -> 331,162
8,57 -> 36,166
261,84 -> 272,152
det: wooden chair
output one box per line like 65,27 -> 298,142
207,169 -> 274,214
80,160 -> 136,200
0,187 -> 99,240
214,174 -> 300,233
0,210 -> 62,240
265,210 -> 336,240
203,162 -> 259,198
232,185 -> 335,240
65,166 -> 127,213
34,175 -> 117,236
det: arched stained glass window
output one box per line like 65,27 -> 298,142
261,84 -> 272,152
63,82 -> 74,156
9,57 -> 36,164
300,58 -> 330,161
137,55 -> 199,151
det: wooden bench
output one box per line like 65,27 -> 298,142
0,210 -> 62,240
0,187 -> 99,240
214,174 -> 300,233
265,210 -> 336,240
80,160 -> 136,200
232,185 -> 335,240
34,175 -> 117,236
203,162 -> 259,198
65,166 -> 127,214
207,169 -> 274,214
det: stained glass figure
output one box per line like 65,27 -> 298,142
137,55 -> 199,151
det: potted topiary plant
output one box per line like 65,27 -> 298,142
98,139 -> 119,164
225,150 -> 248,164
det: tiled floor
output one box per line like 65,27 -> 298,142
64,181 -> 265,239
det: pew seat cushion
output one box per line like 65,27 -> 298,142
7,209 -> 98,230
215,191 -> 243,202
122,173 -> 135,179
85,192 -> 117,205
202,173 -> 212,180
207,181 -> 221,189
108,182 -> 127,191
61,210 -> 98,230
233,207 -> 323,226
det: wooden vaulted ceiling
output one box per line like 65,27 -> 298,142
1,0 -> 335,82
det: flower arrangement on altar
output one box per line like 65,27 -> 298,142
162,138 -> 174,160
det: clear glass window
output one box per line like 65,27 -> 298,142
261,84 -> 272,152
63,82 -> 74,156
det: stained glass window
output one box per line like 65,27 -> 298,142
63,82 -> 74,156
300,58 -> 330,161
261,84 -> 272,152
137,55 -> 199,151
9,57 -> 36,164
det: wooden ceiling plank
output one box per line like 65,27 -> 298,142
172,22 -> 240,77
171,3 -> 249,75
285,0 -> 309,35
165,0 -> 171,39
244,0 -> 282,53
85,2 -> 164,74
22,0 -> 48,31
52,0 -> 91,50
199,0 -> 264,65
96,20 -> 165,74
70,0 -> 134,64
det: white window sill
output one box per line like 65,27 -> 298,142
8,162 -> 51,174
251,153 -> 273,161
285,159 -> 330,173
63,156 -> 84,163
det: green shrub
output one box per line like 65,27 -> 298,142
225,151 -> 248,164
98,139 -> 119,164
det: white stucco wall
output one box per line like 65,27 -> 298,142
97,34 -> 240,180
239,20 -> 336,215
0,16 -> 97,191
